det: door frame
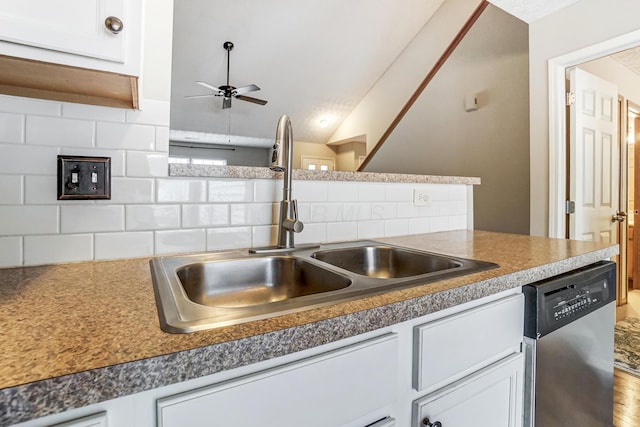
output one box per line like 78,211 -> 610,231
548,29 -> 640,237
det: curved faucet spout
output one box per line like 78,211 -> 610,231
271,114 -> 294,202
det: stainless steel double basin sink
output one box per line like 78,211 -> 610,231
150,240 -> 497,333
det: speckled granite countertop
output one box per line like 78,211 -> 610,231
0,231 -> 617,425
169,164 -> 481,185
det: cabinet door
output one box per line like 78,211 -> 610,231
157,334 -> 399,427
0,0 -> 129,63
413,353 -> 524,427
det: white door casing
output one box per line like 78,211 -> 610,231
568,68 -> 619,243
547,28 -> 640,238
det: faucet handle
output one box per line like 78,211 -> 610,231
283,200 -> 304,233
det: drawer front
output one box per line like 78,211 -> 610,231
157,334 -> 398,427
413,293 -> 523,392
51,412 -> 108,427
413,353 -> 524,427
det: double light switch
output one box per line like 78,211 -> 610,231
57,155 -> 111,200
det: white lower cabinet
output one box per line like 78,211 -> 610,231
157,334 -> 399,427
412,353 -> 524,427
12,289 -> 525,427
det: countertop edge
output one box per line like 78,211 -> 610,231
0,244 -> 617,425
168,164 -> 481,185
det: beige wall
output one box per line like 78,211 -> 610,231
529,0 -> 640,236
292,141 -> 337,169
364,5 -> 530,234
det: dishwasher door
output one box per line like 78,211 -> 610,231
524,301 -> 615,427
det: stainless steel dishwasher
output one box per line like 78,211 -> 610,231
522,260 -> 616,427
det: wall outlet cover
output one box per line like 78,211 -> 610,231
57,155 -> 111,200
413,189 -> 432,207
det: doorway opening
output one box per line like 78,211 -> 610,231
550,29 -> 640,313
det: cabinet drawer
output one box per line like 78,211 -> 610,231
413,293 -> 523,392
51,412 -> 107,427
157,334 -> 398,427
412,353 -> 524,427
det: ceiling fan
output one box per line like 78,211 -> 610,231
186,41 -> 268,109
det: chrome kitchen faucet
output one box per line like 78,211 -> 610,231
250,114 -> 318,253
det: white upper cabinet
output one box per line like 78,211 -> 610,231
0,0 -> 142,76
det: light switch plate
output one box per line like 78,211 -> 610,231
57,155 -> 111,200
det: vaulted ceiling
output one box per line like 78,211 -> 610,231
169,0 -> 602,147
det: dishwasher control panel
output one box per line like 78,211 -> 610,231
523,260 -> 616,338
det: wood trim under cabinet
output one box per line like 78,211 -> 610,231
0,55 -> 138,109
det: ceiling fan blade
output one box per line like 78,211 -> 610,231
222,97 -> 232,109
236,95 -> 268,106
234,84 -> 260,95
185,94 -> 217,99
195,81 -> 223,93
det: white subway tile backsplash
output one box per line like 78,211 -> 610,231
61,205 -> 125,233
327,222 -> 358,242
0,112 -> 25,144
0,96 -> 471,268
62,103 -> 126,122
297,203 -> 311,222
0,95 -> 61,116
209,180 -> 254,202
430,217 -> 450,232
449,215 -> 468,231
294,181 -> 328,202
0,236 -> 22,267
108,178 -> 154,204
310,203 -> 343,223
251,225 -> 277,248
60,148 -> 126,177
327,181 -> 358,202
254,179 -> 279,202
357,220 -> 385,240
157,179 -> 207,203
385,184 -> 413,202
396,202 -> 423,219
384,219 -> 409,237
358,183 -> 386,202
0,175 -> 23,204
24,234 -> 93,265
155,228 -> 206,255
126,151 -> 169,177
97,122 -> 155,151
126,100 -> 170,126
0,206 -> 58,235
155,126 -> 170,153
182,204 -> 228,228
26,116 -> 95,147
408,217 -> 431,234
342,203 -> 372,221
371,202 -> 397,220
126,205 -> 180,230
24,175 -> 57,204
207,227 -> 252,251
0,144 -> 59,175
230,203 -> 276,226
95,232 -> 154,260
295,223 -> 326,245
